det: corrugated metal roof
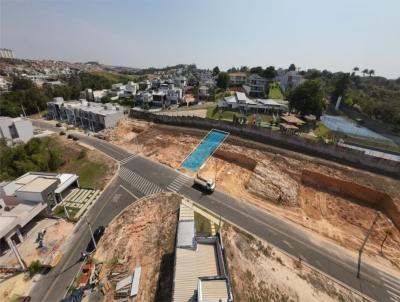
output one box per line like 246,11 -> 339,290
177,221 -> 195,248
173,243 -> 219,302
199,279 -> 229,302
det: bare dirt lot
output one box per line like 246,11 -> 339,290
94,192 -> 181,302
104,119 -> 400,271
0,218 -> 73,268
223,223 -> 366,302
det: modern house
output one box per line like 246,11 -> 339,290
174,76 -> 187,89
228,72 -> 247,86
276,70 -> 304,92
0,172 -> 79,265
47,98 -> 124,131
198,85 -> 210,99
172,202 -> 233,302
243,74 -> 268,97
0,117 -> 33,145
166,87 -> 183,104
218,92 -> 288,114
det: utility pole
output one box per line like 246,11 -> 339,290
85,216 -> 97,251
357,211 -> 380,278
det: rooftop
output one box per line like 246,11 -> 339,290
280,114 -> 305,125
17,177 -> 59,193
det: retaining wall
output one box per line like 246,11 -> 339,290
129,109 -> 400,177
302,170 -> 400,229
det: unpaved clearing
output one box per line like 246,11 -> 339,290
104,119 -> 400,271
223,223 -> 365,302
0,218 -> 73,267
0,273 -> 33,302
94,192 -> 180,302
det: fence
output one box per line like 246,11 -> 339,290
129,109 -> 400,178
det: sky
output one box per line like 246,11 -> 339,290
1,0 -> 400,78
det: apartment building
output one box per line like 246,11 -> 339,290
47,98 -> 124,131
0,117 -> 33,145
0,48 -> 15,59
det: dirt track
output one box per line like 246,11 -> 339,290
103,119 -> 400,271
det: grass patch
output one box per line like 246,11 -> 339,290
54,139 -> 110,189
89,70 -> 137,82
313,122 -> 333,141
268,82 -> 284,99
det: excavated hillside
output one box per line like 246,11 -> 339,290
103,119 -> 400,271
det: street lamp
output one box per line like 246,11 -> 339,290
357,211 -> 380,278
85,216 -> 97,251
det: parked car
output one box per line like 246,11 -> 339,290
85,226 -> 105,253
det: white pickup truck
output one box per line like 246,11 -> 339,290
194,176 -> 215,193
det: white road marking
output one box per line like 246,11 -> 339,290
119,167 -> 163,196
120,154 -> 137,165
167,174 -> 191,192
119,185 -> 139,199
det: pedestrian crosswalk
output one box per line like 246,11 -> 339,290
119,166 -> 163,196
380,271 -> 400,302
120,154 -> 137,165
167,174 -> 191,193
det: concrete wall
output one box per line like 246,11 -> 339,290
13,120 -> 33,143
302,170 -> 400,229
129,109 -> 400,178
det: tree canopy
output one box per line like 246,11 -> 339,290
288,64 -> 296,71
216,72 -> 229,89
288,80 -> 325,118
262,66 -> 277,79
212,66 -> 220,76
0,137 -> 62,181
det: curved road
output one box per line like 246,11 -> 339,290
30,120 -> 400,302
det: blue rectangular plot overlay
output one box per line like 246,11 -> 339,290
181,130 -> 228,172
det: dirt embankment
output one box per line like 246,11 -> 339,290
94,192 -> 181,302
302,170 -> 400,229
105,120 -> 400,271
223,223 -> 362,302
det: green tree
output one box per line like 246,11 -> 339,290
262,66 -> 276,79
368,69 -> 375,77
101,95 -> 112,104
216,72 -> 229,90
362,68 -> 369,77
212,66 -> 220,76
239,66 -> 249,73
250,66 -> 263,76
11,77 -> 34,91
288,80 -> 325,118
332,73 -> 351,102
288,64 -> 296,71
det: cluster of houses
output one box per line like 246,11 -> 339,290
228,69 -> 304,97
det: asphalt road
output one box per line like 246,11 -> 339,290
30,121 -> 400,302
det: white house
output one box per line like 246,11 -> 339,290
243,74 -> 268,97
276,70 -> 304,92
0,117 -> 33,145
218,92 -> 288,114
166,87 -> 183,104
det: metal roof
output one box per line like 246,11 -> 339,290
173,243 -> 219,302
177,221 -> 195,248
198,279 -> 229,302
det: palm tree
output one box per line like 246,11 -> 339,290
368,69 -> 375,77
380,229 -> 393,254
353,66 -> 359,73
362,69 -> 369,77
